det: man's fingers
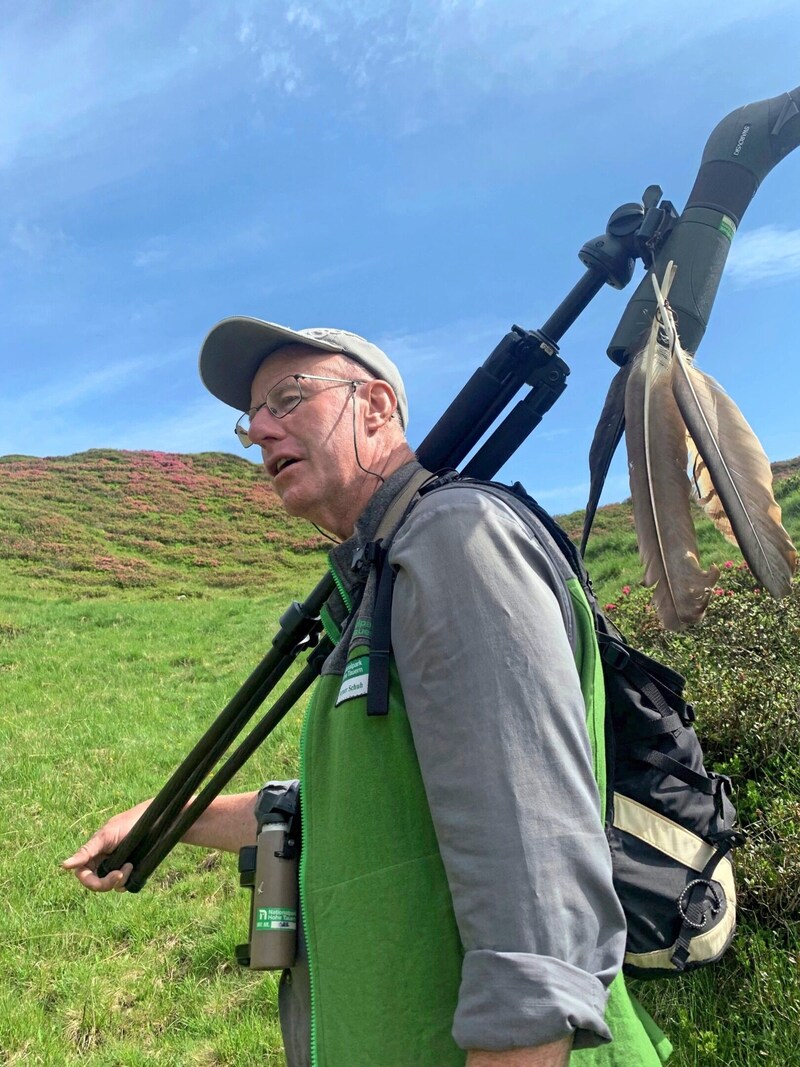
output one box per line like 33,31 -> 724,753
73,861 -> 131,893
113,863 -> 133,892
62,836 -> 132,893
61,841 -> 102,870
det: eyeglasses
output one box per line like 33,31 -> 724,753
234,373 -> 366,447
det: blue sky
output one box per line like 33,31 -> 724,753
3,2 -> 799,514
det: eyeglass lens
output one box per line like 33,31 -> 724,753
236,375 -> 303,443
234,374 -> 360,447
266,377 -> 303,417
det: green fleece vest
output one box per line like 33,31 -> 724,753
299,570 -> 672,1067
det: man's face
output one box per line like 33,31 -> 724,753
247,345 -> 367,531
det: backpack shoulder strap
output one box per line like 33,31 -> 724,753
375,467 -> 435,541
366,473 -> 576,716
364,467 -> 436,716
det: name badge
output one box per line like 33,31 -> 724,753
335,655 -> 369,706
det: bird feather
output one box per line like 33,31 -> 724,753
687,435 -> 736,544
651,273 -> 797,599
583,265 -> 679,555
581,359 -> 632,555
624,269 -> 719,629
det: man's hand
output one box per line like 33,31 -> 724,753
467,1036 -> 572,1067
62,791 -> 260,892
61,799 -> 152,892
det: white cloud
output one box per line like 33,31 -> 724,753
237,15 -> 255,45
525,472 -> 629,510
0,345 -> 207,458
259,50 -> 304,95
227,0 -> 796,111
9,218 -> 66,258
129,221 -> 275,277
32,360 -> 148,412
2,0 -> 793,202
533,426 -> 572,443
0,8 -> 204,167
134,237 -> 170,269
375,317 -> 507,372
726,225 -> 800,286
104,396 -> 238,454
0,344 -> 192,420
286,5 -> 325,33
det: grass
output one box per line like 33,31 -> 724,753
2,449 -> 800,1064
634,925 -> 800,1065
0,587 -> 313,1065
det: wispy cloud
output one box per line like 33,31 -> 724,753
726,225 -> 800,287
229,0 -> 795,114
375,317 -> 507,372
0,343 -> 192,421
133,238 -> 170,269
9,218 -> 67,258
0,8 -> 204,167
7,360 -> 147,415
131,222 -> 276,275
2,0 -> 793,206
372,316 -> 509,435
0,347 -> 212,459
104,396 -> 238,454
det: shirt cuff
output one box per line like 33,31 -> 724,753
453,949 -> 613,1052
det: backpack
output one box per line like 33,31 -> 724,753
364,473 -> 744,979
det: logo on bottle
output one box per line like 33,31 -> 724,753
256,906 -> 297,931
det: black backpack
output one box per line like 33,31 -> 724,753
365,474 -> 744,978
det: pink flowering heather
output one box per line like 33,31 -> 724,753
0,449 -> 329,594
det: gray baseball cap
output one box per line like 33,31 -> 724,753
199,317 -> 408,429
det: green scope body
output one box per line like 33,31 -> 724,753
608,85 -> 800,364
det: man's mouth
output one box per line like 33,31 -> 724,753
272,457 -> 300,477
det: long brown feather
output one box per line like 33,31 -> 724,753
687,436 -> 736,544
674,358 -> 796,598
581,359 -> 632,555
650,273 -> 797,599
624,274 -> 718,630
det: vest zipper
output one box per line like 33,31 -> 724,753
327,554 -> 352,615
299,686 -> 320,1067
299,559 -> 350,1067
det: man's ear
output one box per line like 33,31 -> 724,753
362,380 -> 397,433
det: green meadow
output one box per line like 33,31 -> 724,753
2,450 -> 800,1065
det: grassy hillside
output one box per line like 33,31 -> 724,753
1,449 -> 800,1065
0,450 -> 329,600
3,448 -> 799,604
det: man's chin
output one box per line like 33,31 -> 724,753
277,487 -> 315,521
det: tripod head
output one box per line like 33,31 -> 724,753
577,184 -> 679,291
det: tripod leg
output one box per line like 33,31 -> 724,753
125,638 -> 332,892
97,576 -> 334,878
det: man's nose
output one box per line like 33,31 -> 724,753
247,404 -> 284,446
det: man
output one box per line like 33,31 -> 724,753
65,319 -> 667,1066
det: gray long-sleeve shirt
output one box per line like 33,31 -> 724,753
278,463 -> 625,1063
390,479 -> 624,1051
